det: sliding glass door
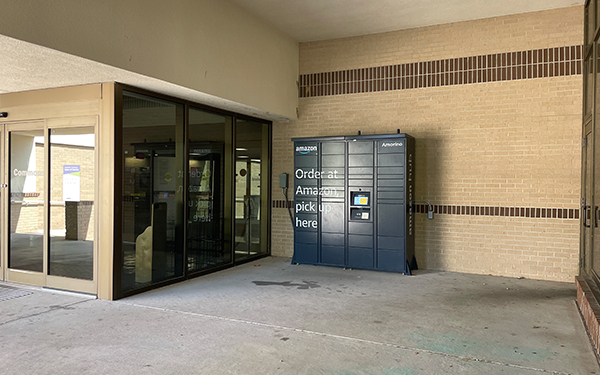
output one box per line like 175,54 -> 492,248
3,118 -> 97,294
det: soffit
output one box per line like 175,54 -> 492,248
230,0 -> 584,42
0,35 -> 291,122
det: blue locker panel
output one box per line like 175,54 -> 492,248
348,141 -> 374,154
377,179 -> 405,187
348,234 -> 373,248
295,230 -> 318,244
349,154 -> 374,167
378,153 -> 404,167
378,235 -> 405,249
348,222 -> 373,235
348,167 -> 374,175
378,166 -> 404,174
322,179 -> 346,187
295,155 -> 318,168
322,155 -> 345,167
348,179 -> 374,187
378,204 -> 405,236
322,203 -> 345,232
322,142 -> 345,155
294,243 -> 318,264
295,177 -> 318,186
377,190 -> 405,200
348,247 -> 374,269
322,233 -> 344,246
321,167 -> 345,187
321,246 -> 345,266
377,249 -> 406,272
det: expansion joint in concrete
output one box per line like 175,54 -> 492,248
121,301 -> 571,375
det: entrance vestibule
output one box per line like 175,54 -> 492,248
0,83 -> 272,300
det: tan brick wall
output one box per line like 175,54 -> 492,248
272,7 -> 584,282
300,7 -> 583,74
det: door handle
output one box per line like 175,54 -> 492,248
583,205 -> 591,228
596,206 -> 599,228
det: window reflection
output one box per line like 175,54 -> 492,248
49,127 -> 95,280
119,89 -> 271,294
9,130 -> 45,272
187,108 -> 232,272
234,119 -> 269,261
121,92 -> 184,292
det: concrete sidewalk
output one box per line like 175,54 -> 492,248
0,256 -> 598,374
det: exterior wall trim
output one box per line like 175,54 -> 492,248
299,45 -> 583,98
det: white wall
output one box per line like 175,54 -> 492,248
0,0 -> 299,118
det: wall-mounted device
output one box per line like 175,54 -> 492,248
352,192 -> 369,206
279,173 -> 289,189
0,112 -> 8,118
350,191 -> 371,221
414,200 -> 434,220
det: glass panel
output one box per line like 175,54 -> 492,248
584,130 -> 593,273
49,127 -> 95,280
9,130 -> 44,272
187,108 -> 232,272
234,119 -> 269,261
121,91 -> 184,292
586,53 -> 594,117
594,116 -> 600,272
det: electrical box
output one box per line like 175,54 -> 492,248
291,133 -> 416,273
279,173 -> 289,188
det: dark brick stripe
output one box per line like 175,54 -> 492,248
299,45 -> 583,98
413,204 -> 579,219
272,200 -> 293,209
272,200 -> 579,220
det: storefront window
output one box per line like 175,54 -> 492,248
234,119 -> 269,261
118,87 -> 271,296
121,91 -> 184,292
187,108 -> 232,273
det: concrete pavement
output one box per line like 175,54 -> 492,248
0,256 -> 598,374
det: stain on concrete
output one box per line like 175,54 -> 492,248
335,368 -> 416,375
252,280 -> 321,290
49,305 -> 75,310
405,329 -> 553,362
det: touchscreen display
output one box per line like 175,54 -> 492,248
353,193 -> 369,206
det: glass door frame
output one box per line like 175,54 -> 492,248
1,117 -> 99,295
2,121 -> 46,287
0,123 -> 4,283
